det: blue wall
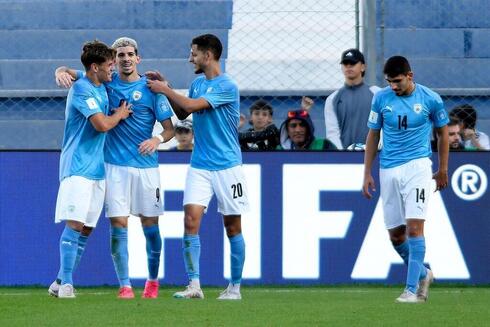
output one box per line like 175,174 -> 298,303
1,151 -> 489,286
376,0 -> 490,88
0,0 -> 233,90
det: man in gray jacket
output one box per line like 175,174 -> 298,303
324,49 -> 380,149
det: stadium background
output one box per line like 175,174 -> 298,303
0,0 -> 489,286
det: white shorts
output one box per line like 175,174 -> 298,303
183,165 -> 250,215
55,176 -> 105,228
104,163 -> 164,218
380,157 -> 433,229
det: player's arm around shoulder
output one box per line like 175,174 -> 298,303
147,79 -> 210,117
55,66 -> 83,88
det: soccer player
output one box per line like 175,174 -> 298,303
54,37 -> 175,299
49,40 -> 132,298
362,56 -> 449,303
147,34 -> 249,300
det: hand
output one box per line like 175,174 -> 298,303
362,174 -> 376,199
56,71 -> 75,88
112,100 -> 133,119
138,137 -> 161,155
145,70 -> 165,81
239,113 -> 246,129
463,128 -> 476,141
147,79 -> 170,94
301,96 -> 314,111
432,170 -> 448,192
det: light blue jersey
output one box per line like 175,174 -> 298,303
368,83 -> 449,168
59,76 -> 108,181
189,74 -> 241,170
104,73 -> 173,168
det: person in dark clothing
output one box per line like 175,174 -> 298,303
278,109 -> 337,150
239,100 -> 279,150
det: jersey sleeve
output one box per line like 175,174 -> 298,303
429,94 -> 449,127
75,70 -> 85,80
367,92 -> 383,130
201,80 -> 238,109
154,93 -> 174,122
72,83 -> 103,119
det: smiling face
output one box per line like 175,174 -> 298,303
115,46 -> 140,77
94,58 -> 115,83
189,44 -> 209,74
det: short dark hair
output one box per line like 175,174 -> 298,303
383,55 -> 412,78
191,34 -> 223,60
448,117 -> 460,127
81,40 -> 115,71
450,104 -> 477,129
249,100 -> 273,115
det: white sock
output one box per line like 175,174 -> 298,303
190,279 -> 201,289
230,283 -> 240,292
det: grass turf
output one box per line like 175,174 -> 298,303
0,286 -> 489,326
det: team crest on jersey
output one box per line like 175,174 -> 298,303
132,91 -> 142,101
413,103 -> 423,114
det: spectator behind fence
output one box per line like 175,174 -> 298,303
169,120 -> 194,151
277,109 -> 337,150
324,48 -> 380,149
239,100 -> 279,150
450,104 -> 490,150
447,118 -> 466,151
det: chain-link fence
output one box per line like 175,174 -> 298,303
0,0 -> 488,150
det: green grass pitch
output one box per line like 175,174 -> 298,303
1,286 -> 489,326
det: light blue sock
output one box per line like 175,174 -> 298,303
110,227 -> 130,287
182,234 -> 200,281
394,241 -> 410,266
59,226 -> 80,285
229,233 -> 245,285
143,225 -> 162,280
406,236 -> 427,293
57,234 -> 88,282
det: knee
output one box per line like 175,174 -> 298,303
390,234 -> 406,246
81,226 -> 93,237
224,218 -> 242,237
184,214 -> 200,234
406,220 -> 424,238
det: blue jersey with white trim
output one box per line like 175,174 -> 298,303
59,76 -> 108,181
367,83 -> 449,168
189,74 -> 242,170
104,73 -> 174,168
